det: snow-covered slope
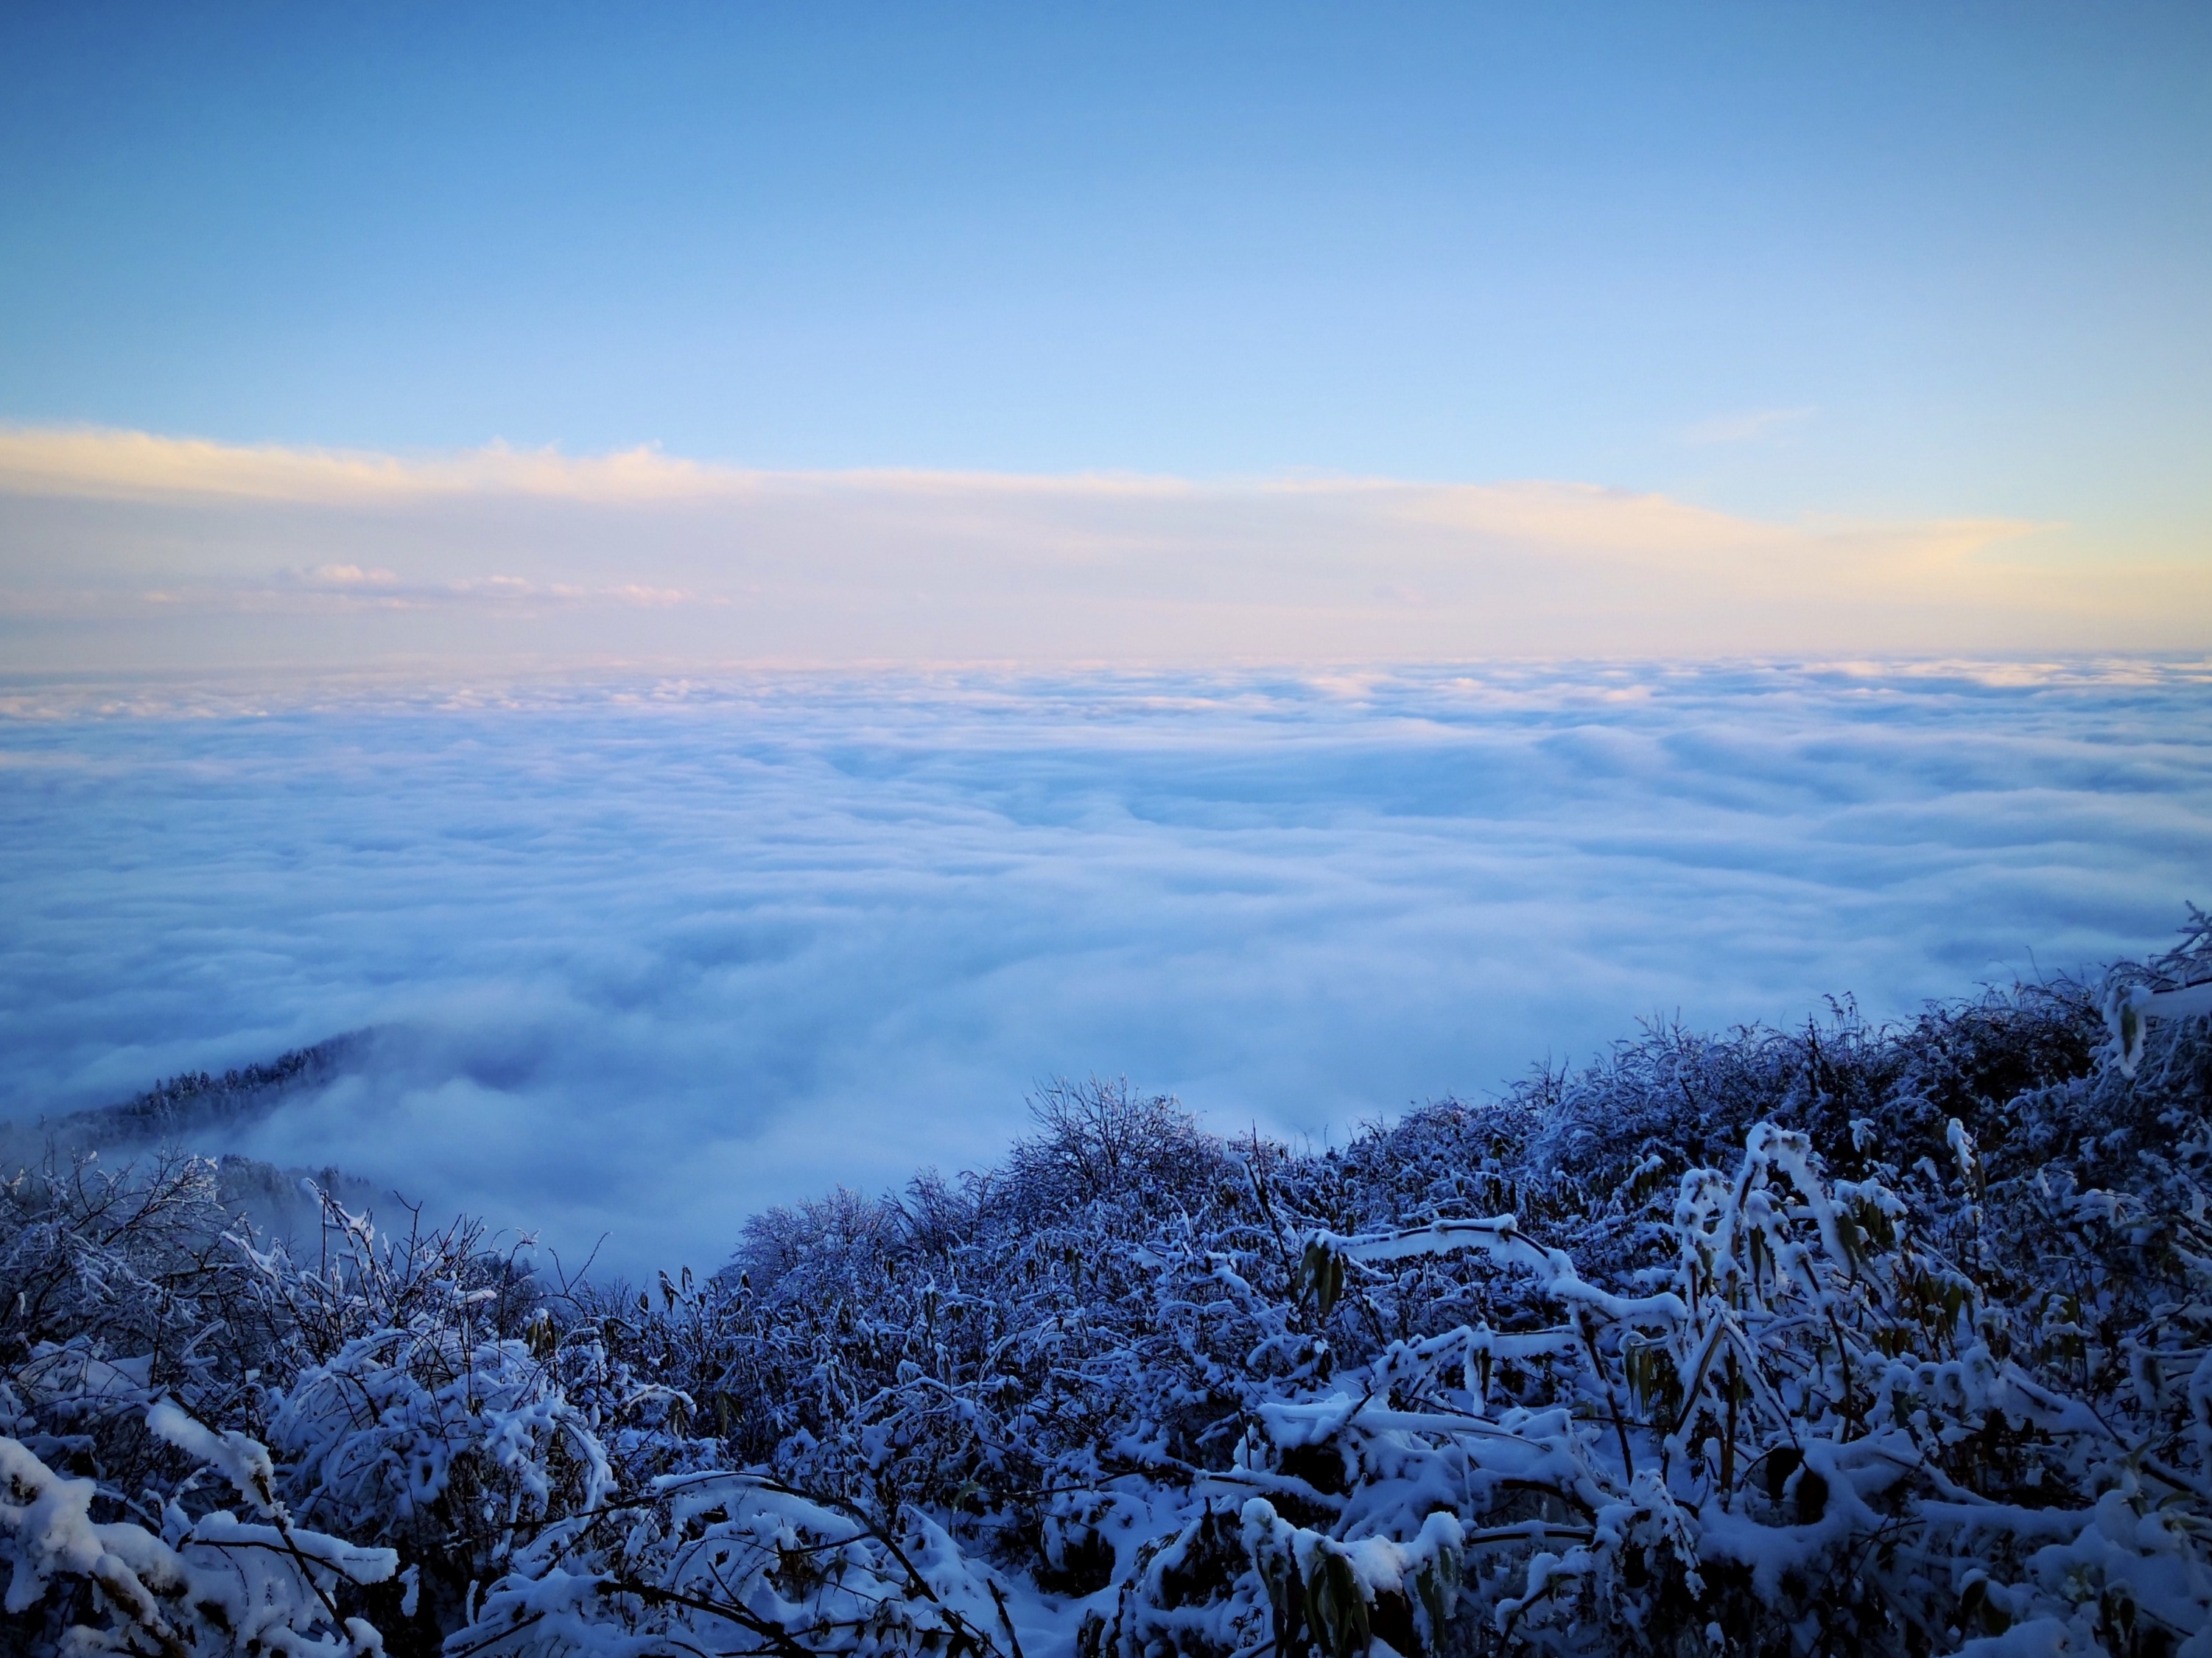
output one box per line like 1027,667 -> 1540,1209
4,915 -> 2209,1656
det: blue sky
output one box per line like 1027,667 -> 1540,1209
3,2 -> 2207,547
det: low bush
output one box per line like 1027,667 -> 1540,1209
6,912 -> 2210,1657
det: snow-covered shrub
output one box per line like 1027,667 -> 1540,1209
1,1402 -> 394,1656
0,1167 -> 629,1656
1004,1077 -> 1229,1220
6,913 -> 2211,1656
0,1148 -> 287,1584
225,1196 -> 636,1651
561,921 -> 2211,1658
1229,1116 -> 2212,1654
452,1472 -> 1036,1658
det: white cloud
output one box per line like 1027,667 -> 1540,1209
0,425 -> 1188,506
0,426 -> 734,505
5,424 -> 2191,665
1,660 -> 2205,1279
269,563 -> 710,610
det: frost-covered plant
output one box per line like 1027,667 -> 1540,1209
226,1193 -> 635,1650
6,921 -> 2211,1657
1216,1116 -> 2212,1655
0,1167 -> 629,1656
585,936 -> 2212,1658
1,1402 -> 393,1657
450,1473 -> 1033,1658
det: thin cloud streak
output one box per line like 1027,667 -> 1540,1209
1680,407 -> 1819,446
0,426 -> 2198,665
0,425 -> 1189,505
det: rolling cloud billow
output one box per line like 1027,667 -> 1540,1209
1,658 -> 2205,1279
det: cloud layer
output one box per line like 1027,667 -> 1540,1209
3,659 -> 2205,1278
4,426 -> 2198,665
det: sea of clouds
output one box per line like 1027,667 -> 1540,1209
3,658 -> 2206,1279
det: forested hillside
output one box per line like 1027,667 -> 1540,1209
4,913 -> 2210,1657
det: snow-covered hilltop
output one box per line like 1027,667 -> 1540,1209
5,911 -> 2211,1657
